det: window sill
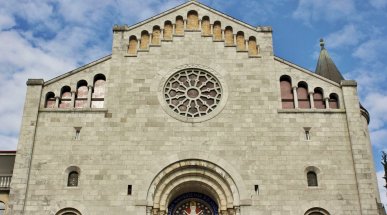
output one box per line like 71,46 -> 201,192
278,109 -> 345,114
40,108 -> 108,113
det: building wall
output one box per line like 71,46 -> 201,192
8,3 -> 381,215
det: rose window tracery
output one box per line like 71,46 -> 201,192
164,69 -> 222,118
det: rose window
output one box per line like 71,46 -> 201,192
164,69 -> 222,118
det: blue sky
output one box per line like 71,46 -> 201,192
0,0 -> 386,206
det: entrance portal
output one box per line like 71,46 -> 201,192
168,192 -> 218,215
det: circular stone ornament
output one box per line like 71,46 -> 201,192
163,68 -> 224,122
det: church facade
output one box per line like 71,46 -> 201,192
7,1 -> 384,215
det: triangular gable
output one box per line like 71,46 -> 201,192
118,1 -> 268,33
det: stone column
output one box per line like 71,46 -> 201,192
55,96 -> 60,108
324,97 -> 329,109
87,85 -> 93,108
71,90 -> 76,108
309,92 -> 314,108
292,86 -> 298,108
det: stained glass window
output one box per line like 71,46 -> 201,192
164,69 -> 222,118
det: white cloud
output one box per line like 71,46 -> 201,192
353,38 -> 387,63
377,171 -> 387,207
0,13 -> 15,30
325,25 -> 363,49
370,0 -> 387,8
293,0 -> 357,24
364,93 -> 387,131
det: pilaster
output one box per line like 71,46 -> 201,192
8,79 -> 44,215
341,80 -> 381,214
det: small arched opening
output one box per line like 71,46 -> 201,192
280,75 -> 294,109
187,10 -> 199,30
152,26 -> 161,45
59,86 -> 72,108
313,87 -> 325,109
297,82 -> 310,109
175,16 -> 184,35
128,35 -> 138,55
213,21 -> 222,40
201,16 -> 211,35
75,80 -> 88,108
45,92 -> 56,108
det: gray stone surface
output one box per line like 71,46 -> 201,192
7,1 -> 383,215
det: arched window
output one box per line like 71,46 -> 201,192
92,74 -> 106,108
329,93 -> 339,109
163,21 -> 173,40
128,35 -> 138,55
224,26 -> 234,45
68,171 -> 79,187
297,82 -> 310,109
45,92 -> 56,108
152,26 -> 161,45
248,36 -> 258,56
213,21 -> 222,40
0,201 -> 5,215
140,30 -> 150,50
201,16 -> 210,35
307,171 -> 318,186
305,208 -> 330,215
56,208 -> 82,215
236,31 -> 245,50
59,86 -> 72,108
280,75 -> 294,109
187,10 -> 199,30
175,16 -> 184,35
313,88 -> 325,109
75,80 -> 88,108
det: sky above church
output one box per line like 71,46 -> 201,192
0,0 -> 386,206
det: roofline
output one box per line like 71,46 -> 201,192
44,54 -> 112,86
274,56 -> 341,87
113,1 -> 272,33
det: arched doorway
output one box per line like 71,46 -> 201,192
146,159 -> 241,215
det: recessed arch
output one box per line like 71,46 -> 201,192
297,81 -> 310,109
248,36 -> 258,56
140,30 -> 150,49
201,16 -> 211,35
152,25 -> 161,45
145,158 -> 248,215
313,87 -> 325,109
59,86 -> 72,109
187,10 -> 199,30
163,21 -> 173,40
175,16 -> 184,35
128,35 -> 138,55
92,73 -> 106,108
224,26 -> 234,45
213,21 -> 222,40
236,31 -> 245,50
329,93 -> 339,109
75,80 -> 88,108
45,91 -> 56,108
280,75 -> 294,109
